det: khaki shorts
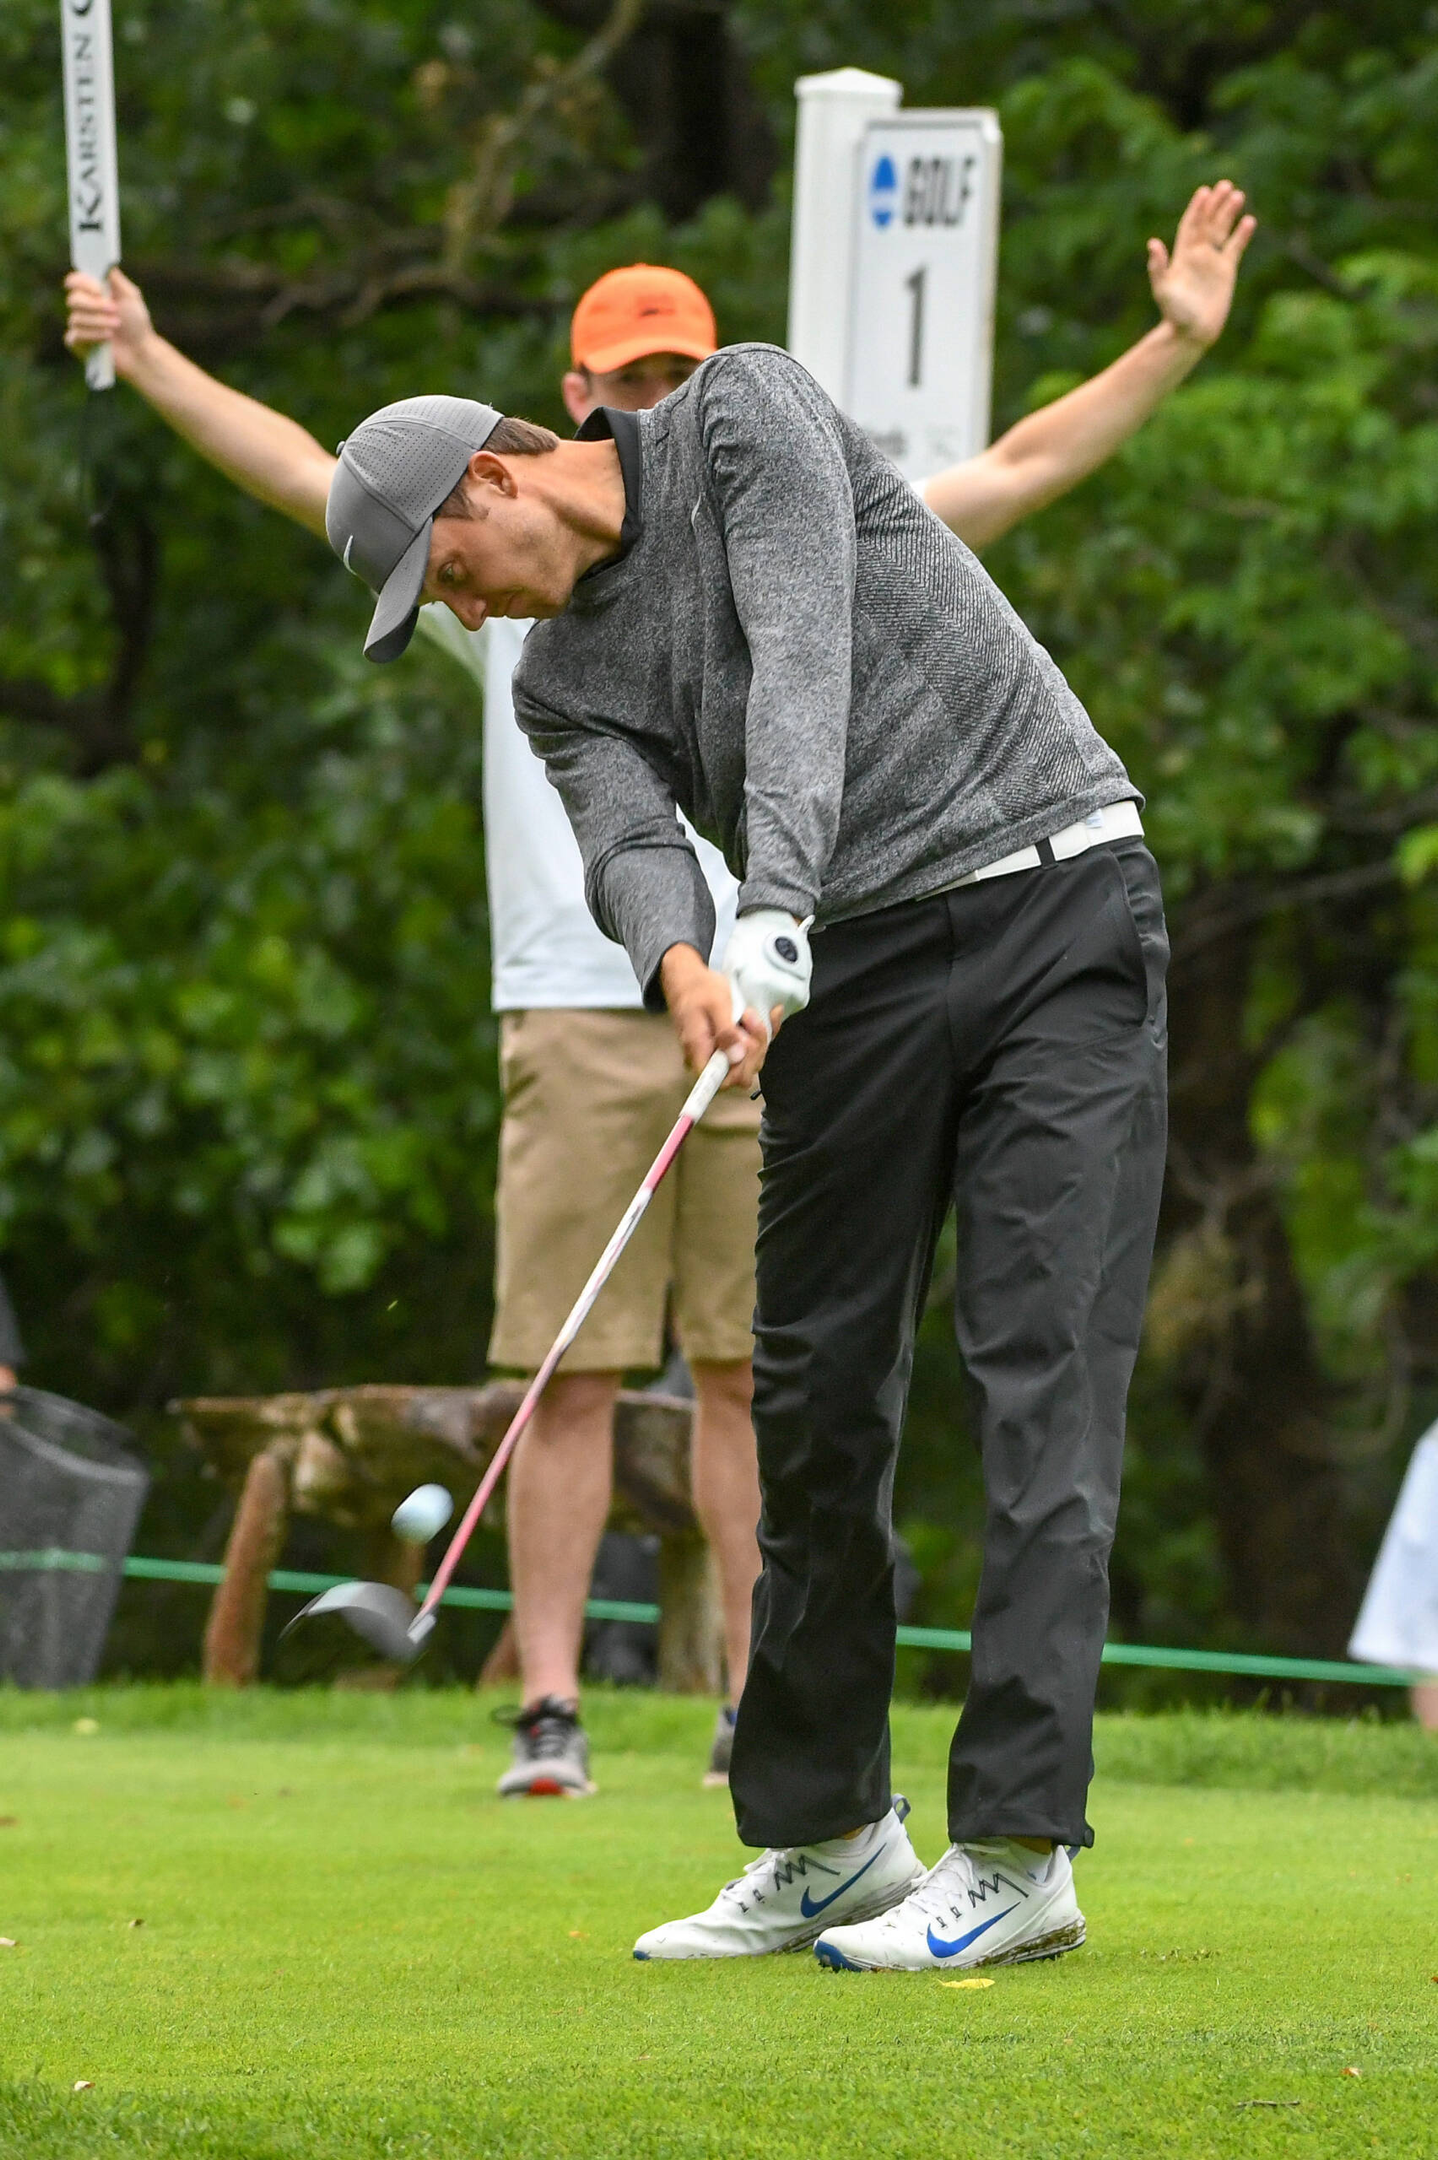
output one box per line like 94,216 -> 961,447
489,1009 -> 761,1374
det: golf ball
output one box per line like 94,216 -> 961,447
391,1483 -> 453,1543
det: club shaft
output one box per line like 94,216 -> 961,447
416,1045 -> 734,1622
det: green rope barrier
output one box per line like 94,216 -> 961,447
115,1555 -> 657,1625
1091,1640 -> 1417,1687
891,1625 -> 1421,1686
0,1552 -> 1421,1687
0,1548 -> 108,1574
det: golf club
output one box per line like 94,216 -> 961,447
281,1016 -> 746,1665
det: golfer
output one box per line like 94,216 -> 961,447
66,187 -> 1247,1828
332,284 -> 1179,1968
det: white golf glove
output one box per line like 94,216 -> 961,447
723,908 -> 812,1036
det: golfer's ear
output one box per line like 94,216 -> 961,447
468,449 -> 517,497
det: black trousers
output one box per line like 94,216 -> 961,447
729,840 -> 1168,1851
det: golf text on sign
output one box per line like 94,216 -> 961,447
59,0 -> 122,391
847,113 -> 1001,481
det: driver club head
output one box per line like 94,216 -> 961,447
280,1580 -> 429,1663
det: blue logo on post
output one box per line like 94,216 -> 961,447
869,153 -> 898,229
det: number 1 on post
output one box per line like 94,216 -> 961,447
905,265 -> 926,388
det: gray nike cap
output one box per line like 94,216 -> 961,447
326,394 -> 503,662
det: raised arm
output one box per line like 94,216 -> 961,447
922,181 -> 1256,550
63,268 -> 334,538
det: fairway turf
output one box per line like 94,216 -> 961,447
1,1689 -> 1435,2157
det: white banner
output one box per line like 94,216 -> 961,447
845,112 -> 1002,481
59,0 -> 122,391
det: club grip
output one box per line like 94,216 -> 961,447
679,1045 -> 732,1126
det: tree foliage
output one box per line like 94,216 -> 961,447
0,0 -> 783,1419
3,0 -> 1438,1669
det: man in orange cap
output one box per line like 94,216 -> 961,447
65,185 -> 1250,1799
566,262 -> 718,388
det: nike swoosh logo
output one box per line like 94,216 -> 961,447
926,1905 -> 1020,1959
799,1843 -> 886,1919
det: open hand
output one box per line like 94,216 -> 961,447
63,266 -> 155,379
1147,181 -> 1256,351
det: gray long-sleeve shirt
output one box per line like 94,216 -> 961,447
513,344 -> 1137,1005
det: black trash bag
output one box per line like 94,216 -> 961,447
0,1387 -> 149,1688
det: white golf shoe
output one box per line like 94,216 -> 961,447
633,1801 -> 925,1961
814,1837 -> 1085,1972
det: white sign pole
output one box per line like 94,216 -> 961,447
789,74 -> 1002,486
59,0 -> 122,392
788,67 -> 901,404
845,111 -> 1002,479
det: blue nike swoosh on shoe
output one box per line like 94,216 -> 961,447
798,1842 -> 887,1919
925,1905 -> 1020,1959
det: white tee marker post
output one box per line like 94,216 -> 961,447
789,69 -> 902,405
59,0 -> 122,391
788,71 -> 1003,484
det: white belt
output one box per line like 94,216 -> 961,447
947,800 -> 1143,888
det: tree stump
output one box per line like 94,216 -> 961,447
172,1384 -> 721,1694
201,1440 -> 294,1687
656,1534 -> 724,1695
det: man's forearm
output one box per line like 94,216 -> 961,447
923,319 -> 1205,550
121,333 -> 334,538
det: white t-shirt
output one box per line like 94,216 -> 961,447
1349,1422 -> 1438,1674
417,606 -> 739,1011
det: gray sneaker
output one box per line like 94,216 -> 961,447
495,1697 -> 596,1797
702,1704 -> 736,1788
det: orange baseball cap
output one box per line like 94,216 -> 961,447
570,264 -> 718,375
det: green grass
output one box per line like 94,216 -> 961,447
1,1689 -> 1435,2157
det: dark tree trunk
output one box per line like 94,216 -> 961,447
539,0 -> 776,218
1163,922 -> 1361,1656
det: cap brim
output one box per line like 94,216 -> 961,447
576,330 -> 715,375
363,522 -> 432,663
